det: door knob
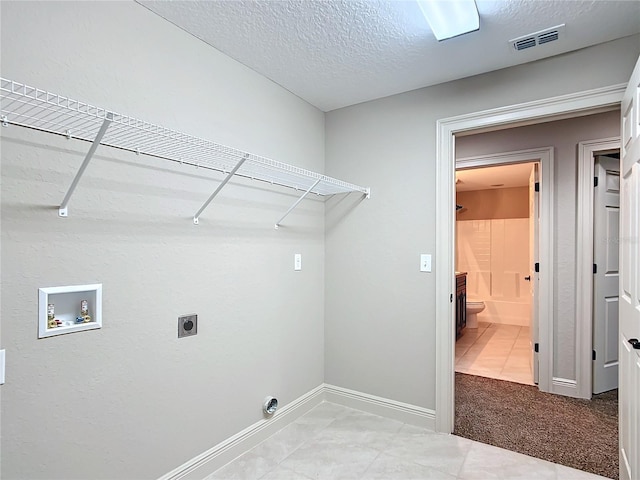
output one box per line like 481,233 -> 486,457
628,338 -> 640,350
524,276 -> 531,281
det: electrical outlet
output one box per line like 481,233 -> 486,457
294,253 -> 302,271
178,314 -> 197,338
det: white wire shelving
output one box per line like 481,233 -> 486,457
0,78 -> 370,227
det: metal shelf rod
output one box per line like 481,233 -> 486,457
275,178 -> 322,229
58,113 -> 113,217
193,154 -> 249,225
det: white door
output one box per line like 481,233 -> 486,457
528,163 -> 539,384
592,155 -> 620,394
619,55 -> 640,480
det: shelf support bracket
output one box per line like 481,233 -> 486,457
275,178 -> 321,229
193,154 -> 249,225
59,113 -> 113,217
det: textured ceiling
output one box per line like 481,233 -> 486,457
138,0 -> 640,112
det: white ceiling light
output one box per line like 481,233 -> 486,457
417,0 -> 480,41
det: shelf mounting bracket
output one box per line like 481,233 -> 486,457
193,154 -> 249,225
275,178 -> 321,229
59,113 -> 113,217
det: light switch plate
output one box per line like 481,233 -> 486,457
420,254 -> 432,272
294,254 -> 302,271
0,349 -> 5,384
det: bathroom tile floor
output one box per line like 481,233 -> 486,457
207,402 -> 606,479
455,322 -> 534,385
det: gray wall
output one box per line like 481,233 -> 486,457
1,2 -> 326,478
456,110 -> 620,380
2,1 -> 640,477
325,36 -> 640,410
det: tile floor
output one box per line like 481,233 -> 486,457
207,402 -> 606,479
455,322 -> 534,385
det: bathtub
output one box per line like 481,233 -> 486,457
474,298 -> 530,326
458,218 -> 532,327
462,268 -> 531,326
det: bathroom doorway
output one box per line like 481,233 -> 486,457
454,160 -> 538,386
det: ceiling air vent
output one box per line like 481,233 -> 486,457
510,24 -> 565,53
538,30 -> 559,45
514,37 -> 536,51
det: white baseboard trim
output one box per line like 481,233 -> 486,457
159,384 -> 435,479
551,377 -> 579,398
323,384 -> 436,430
158,384 -> 325,480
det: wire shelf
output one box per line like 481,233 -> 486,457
0,78 -> 370,199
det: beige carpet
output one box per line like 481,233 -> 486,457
454,373 -> 618,479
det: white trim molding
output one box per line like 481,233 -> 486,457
159,385 -> 324,480
575,137 -> 621,399
552,377 -> 578,397
435,83 -> 626,434
324,384 -> 436,429
456,147 -> 554,395
457,146 -> 552,169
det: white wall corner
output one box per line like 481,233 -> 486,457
323,384 -> 436,430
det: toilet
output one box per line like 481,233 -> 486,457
466,300 -> 485,328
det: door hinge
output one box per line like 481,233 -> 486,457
594,176 -> 599,187
593,263 -> 597,274
534,182 -> 540,192
535,262 -> 540,273
450,294 -> 453,303
592,350 -> 596,361
534,343 -> 539,353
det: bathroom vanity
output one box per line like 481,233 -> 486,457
455,272 -> 467,339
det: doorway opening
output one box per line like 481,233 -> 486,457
454,161 -> 538,387
442,117 -> 622,480
450,145 -> 554,394
576,138 -> 622,398
434,84 -> 625,435
592,152 -> 620,395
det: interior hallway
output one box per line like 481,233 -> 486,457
455,322 -> 533,385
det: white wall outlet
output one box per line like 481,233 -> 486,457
0,349 -> 5,384
420,254 -> 432,272
294,253 -> 302,271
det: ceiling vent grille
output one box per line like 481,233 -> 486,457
514,37 -> 536,51
510,24 -> 565,53
538,30 -> 559,45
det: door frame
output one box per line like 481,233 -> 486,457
455,147 -> 553,391
575,137 -> 621,399
434,83 -> 626,433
